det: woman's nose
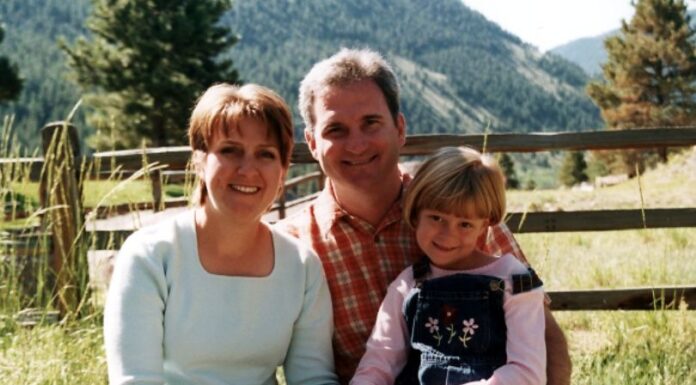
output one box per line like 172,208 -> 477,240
236,155 -> 257,174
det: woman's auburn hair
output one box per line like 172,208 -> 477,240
403,146 -> 507,228
188,83 -> 294,205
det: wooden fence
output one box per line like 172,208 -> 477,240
2,123 -> 696,312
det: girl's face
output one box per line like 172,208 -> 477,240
415,208 -> 489,270
199,117 -> 286,223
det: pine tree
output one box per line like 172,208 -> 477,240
587,0 -> 696,172
0,23 -> 23,103
497,153 -> 520,189
559,151 -> 588,187
61,0 -> 239,148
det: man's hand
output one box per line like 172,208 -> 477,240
545,307 -> 571,385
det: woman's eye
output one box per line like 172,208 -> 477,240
220,146 -> 238,155
429,215 -> 442,222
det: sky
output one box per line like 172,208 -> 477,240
462,0 -> 696,52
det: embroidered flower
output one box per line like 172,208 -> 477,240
462,318 -> 479,335
459,318 -> 479,347
441,304 -> 457,324
425,317 -> 439,333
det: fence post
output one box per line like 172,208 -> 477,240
40,121 -> 85,317
277,187 -> 287,220
150,170 -> 163,212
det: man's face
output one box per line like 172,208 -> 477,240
306,79 -> 406,197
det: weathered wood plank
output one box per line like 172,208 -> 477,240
548,285 -> 696,310
506,208 -> 696,233
401,127 -> 696,156
6,128 -> 696,175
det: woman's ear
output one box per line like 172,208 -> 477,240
192,150 -> 206,179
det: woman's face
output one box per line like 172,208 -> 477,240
199,117 -> 286,223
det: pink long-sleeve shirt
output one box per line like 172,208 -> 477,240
350,253 -> 546,385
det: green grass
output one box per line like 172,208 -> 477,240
1,145 -> 694,384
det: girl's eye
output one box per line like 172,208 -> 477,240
428,215 -> 442,222
459,222 -> 473,228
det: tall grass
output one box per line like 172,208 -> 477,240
1,117 -> 695,384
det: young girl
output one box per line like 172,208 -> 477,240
350,146 -> 546,385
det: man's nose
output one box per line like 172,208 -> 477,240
344,131 -> 368,154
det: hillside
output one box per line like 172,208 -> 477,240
0,0 -> 601,152
551,9 -> 696,75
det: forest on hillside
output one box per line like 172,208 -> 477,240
0,0 -> 601,154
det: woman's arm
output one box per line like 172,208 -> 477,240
283,251 -> 339,385
350,277 -> 412,385
104,235 -> 168,385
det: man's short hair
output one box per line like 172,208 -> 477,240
298,48 -> 400,132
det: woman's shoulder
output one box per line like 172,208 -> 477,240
118,210 -> 194,260
270,224 -> 321,266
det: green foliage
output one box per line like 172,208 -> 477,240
497,152 -> 519,189
0,23 -> 23,104
559,151 -> 589,187
1,0 -> 600,152
226,0 -> 601,137
60,0 -> 239,148
587,0 -> 696,173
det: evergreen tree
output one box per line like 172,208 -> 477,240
0,23 -> 23,103
587,0 -> 696,172
559,151 -> 588,187
497,152 -> 520,189
61,0 -> 239,148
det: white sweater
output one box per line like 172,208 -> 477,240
104,211 -> 338,385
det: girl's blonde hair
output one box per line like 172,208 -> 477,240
403,146 -> 506,228
188,83 -> 294,205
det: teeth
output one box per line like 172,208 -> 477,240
230,184 -> 259,193
345,157 -> 374,166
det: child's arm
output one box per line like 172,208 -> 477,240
463,282 -> 546,385
350,275 -> 413,385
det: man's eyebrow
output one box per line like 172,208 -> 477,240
362,114 -> 383,121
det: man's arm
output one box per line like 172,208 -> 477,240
544,307 -> 571,385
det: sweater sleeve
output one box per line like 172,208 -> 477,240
104,233 -> 168,385
283,247 -> 339,385
350,272 -> 412,385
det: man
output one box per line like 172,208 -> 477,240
279,48 -> 571,385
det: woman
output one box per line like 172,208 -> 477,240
104,83 -> 338,385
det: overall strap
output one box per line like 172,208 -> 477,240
511,267 -> 544,294
412,256 -> 430,288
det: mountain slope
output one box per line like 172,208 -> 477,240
551,10 -> 696,76
0,0 -> 601,151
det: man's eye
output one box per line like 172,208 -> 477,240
259,150 -> 277,159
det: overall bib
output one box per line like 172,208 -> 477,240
395,257 -> 542,385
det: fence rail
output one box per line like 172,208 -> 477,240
2,123 -> 695,313
4,127 -> 696,180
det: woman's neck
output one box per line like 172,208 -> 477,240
194,206 -> 273,276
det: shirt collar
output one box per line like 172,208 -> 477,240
313,173 -> 412,238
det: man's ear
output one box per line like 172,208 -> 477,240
396,113 -> 407,147
305,128 -> 319,160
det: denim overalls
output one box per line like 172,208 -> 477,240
395,257 -> 543,385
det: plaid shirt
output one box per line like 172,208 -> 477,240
278,174 -> 526,384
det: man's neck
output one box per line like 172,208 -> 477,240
330,175 -> 403,227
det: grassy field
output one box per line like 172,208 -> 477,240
0,148 -> 694,384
